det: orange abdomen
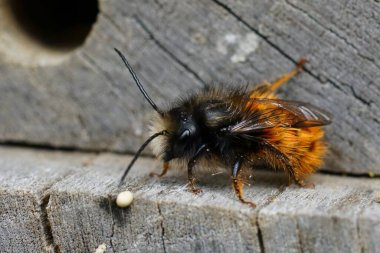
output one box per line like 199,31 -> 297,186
262,126 -> 327,179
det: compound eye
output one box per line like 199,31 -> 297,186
180,112 -> 188,122
179,129 -> 190,140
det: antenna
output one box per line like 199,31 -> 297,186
114,48 -> 163,115
119,130 -> 167,186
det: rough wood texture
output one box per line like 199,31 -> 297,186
0,147 -> 96,252
0,0 -> 379,175
0,147 -> 379,253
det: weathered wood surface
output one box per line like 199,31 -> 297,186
0,147 -> 97,252
0,147 -> 379,253
0,0 -> 379,175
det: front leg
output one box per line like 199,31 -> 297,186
232,157 -> 256,208
187,144 -> 209,194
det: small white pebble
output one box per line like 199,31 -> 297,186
376,191 -> 380,203
116,190 -> 134,208
94,243 -> 106,253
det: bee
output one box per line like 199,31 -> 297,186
115,48 -> 331,207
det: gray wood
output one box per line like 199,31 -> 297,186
1,147 -> 379,252
0,0 -> 378,174
47,152 -> 285,253
0,147 -> 96,253
259,175 -> 380,253
359,201 -> 380,253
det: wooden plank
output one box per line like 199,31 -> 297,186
0,1 -> 378,174
47,152 -> 285,253
0,147 -> 95,253
258,175 -> 380,253
0,147 -> 379,252
358,200 -> 380,253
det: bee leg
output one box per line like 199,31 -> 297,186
149,161 -> 170,177
288,168 -> 315,189
232,158 -> 256,208
187,144 -> 208,194
294,178 -> 315,189
268,58 -> 306,92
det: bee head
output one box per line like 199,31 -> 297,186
161,106 -> 200,160
115,48 -> 201,185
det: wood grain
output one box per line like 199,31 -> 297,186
0,147 -> 379,252
0,0 -> 378,174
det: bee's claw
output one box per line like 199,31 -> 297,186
296,57 -> 307,69
187,180 -> 203,195
149,172 -> 162,177
296,180 -> 315,189
239,199 -> 257,208
190,187 -> 203,195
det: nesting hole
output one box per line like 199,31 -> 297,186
0,0 -> 99,65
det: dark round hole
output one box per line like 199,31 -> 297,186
8,0 -> 98,49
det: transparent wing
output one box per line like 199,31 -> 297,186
230,98 -> 332,134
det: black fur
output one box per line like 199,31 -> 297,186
162,87 -> 259,166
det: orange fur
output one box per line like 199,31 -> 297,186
261,126 -> 326,180
245,58 -> 327,182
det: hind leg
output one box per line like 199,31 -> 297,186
232,158 -> 256,208
250,58 -> 306,98
267,58 -> 306,92
293,176 -> 315,189
287,168 -> 315,189
150,161 -> 170,177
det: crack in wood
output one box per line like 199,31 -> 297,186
108,197 -> 116,253
295,218 -> 304,253
255,216 -> 266,253
0,141 -> 102,153
210,1 -> 331,86
319,169 -> 380,178
284,0 -> 380,71
284,0 -> 361,54
355,198 -> 369,253
133,15 -> 207,88
39,193 -> 60,253
348,85 -> 372,106
39,179 -> 71,253
81,52 -> 124,100
255,185 -> 288,253
211,0 -> 376,111
156,202 -> 167,253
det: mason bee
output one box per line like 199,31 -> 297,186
115,48 -> 331,207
